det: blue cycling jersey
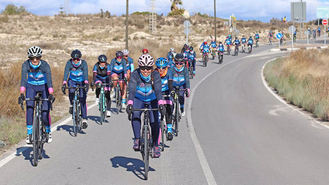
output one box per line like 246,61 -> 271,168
125,57 -> 134,72
171,67 -> 190,88
210,41 -> 217,48
21,60 -> 53,87
63,59 -> 88,82
225,39 -> 232,45
241,38 -> 247,43
218,44 -> 225,52
248,39 -> 253,45
110,58 -> 127,75
188,51 -> 196,60
234,39 -> 240,45
202,45 -> 210,53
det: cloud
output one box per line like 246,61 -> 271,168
0,0 -> 328,21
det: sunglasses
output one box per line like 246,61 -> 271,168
29,56 -> 41,60
140,66 -> 153,71
123,55 -> 128,57
117,56 -> 122,59
73,58 -> 80,61
175,62 -> 184,65
157,67 -> 167,70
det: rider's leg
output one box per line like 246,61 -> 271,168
149,99 -> 160,147
131,98 -> 143,140
178,86 -> 185,114
25,84 -> 36,135
192,59 -> 196,73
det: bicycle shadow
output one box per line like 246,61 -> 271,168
56,124 -> 86,136
110,156 -> 155,180
16,146 -> 50,166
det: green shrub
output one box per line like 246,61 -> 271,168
2,4 -> 28,15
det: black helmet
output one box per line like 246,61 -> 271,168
116,51 -> 123,58
174,53 -> 184,62
71,49 -> 82,59
98,54 -> 107,63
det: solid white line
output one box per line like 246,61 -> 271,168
0,103 -> 97,168
187,55 -> 253,185
261,59 -> 329,130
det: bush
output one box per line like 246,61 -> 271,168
168,9 -> 185,17
2,4 -> 28,15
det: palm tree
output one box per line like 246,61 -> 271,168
170,0 -> 182,11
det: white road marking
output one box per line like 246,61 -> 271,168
0,103 -> 97,168
261,59 -> 329,130
187,54 -> 255,185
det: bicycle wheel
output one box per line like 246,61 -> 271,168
99,93 -> 105,124
142,125 -> 150,180
160,117 -> 165,151
205,55 -> 208,67
39,125 -> 45,160
73,100 -> 78,137
32,114 -> 39,167
116,87 -> 121,113
174,99 -> 179,136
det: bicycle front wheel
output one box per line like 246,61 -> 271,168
142,125 -> 150,180
32,115 -> 39,167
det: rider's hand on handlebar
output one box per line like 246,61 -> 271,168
126,104 -> 132,120
18,93 -> 25,105
61,84 -> 67,94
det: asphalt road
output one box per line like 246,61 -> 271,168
1,43 -> 329,185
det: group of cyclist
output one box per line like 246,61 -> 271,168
19,45 -> 192,159
199,33 -> 260,63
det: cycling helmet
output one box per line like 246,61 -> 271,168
142,48 -> 149,54
174,53 -> 184,63
138,54 -> 154,67
71,49 -> 82,59
116,51 -> 123,58
155,57 -> 169,68
98,54 -> 107,63
170,48 -> 175,52
189,46 -> 193,51
204,41 -> 207,45
28,46 -> 42,58
122,49 -> 129,55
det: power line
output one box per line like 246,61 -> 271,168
149,0 -> 156,34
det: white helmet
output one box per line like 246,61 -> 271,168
138,54 -> 154,67
170,48 -> 175,52
122,49 -> 129,55
28,46 -> 42,58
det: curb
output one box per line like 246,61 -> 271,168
270,45 -> 328,52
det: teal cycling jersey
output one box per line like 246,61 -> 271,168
21,60 -> 53,87
63,59 -> 88,82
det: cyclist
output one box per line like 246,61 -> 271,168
268,30 -> 273,45
62,49 -> 89,129
19,46 -> 55,144
241,35 -> 247,52
126,54 -> 166,158
142,48 -> 149,54
122,49 -> 134,80
317,26 -> 321,37
110,51 -> 128,109
171,53 -> 190,117
254,33 -> 260,47
188,46 -> 196,76
210,38 -> 217,58
183,46 -> 190,68
233,37 -> 240,55
155,57 -> 174,140
217,41 -> 225,52
200,41 -> 210,62
167,48 -> 176,67
181,43 -> 189,54
225,36 -> 232,54
247,36 -> 254,51
92,54 -> 112,117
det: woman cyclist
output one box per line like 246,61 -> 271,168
92,54 -> 112,117
62,49 -> 89,129
171,53 -> 190,117
19,46 -> 55,144
155,57 -> 174,140
110,51 -> 127,109
126,54 -> 166,158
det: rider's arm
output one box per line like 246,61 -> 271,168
93,64 -> 98,82
106,63 -> 111,76
82,60 -> 88,84
43,61 -> 54,94
184,68 -> 190,89
63,60 -> 71,84
152,71 -> 163,102
127,71 -> 138,104
20,61 -> 28,93
129,58 -> 135,72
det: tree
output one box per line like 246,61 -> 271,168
170,0 -> 182,11
2,4 -> 28,15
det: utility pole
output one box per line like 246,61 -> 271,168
125,0 -> 129,49
149,0 -> 156,34
214,0 -> 216,42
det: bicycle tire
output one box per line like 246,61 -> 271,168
205,55 -> 208,67
73,100 -> 78,137
99,92 -> 105,124
38,125 -> 45,160
160,118 -> 165,151
143,125 -> 150,180
174,98 -> 179,136
116,86 -> 121,113
32,113 -> 39,167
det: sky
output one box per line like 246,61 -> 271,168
0,0 -> 329,22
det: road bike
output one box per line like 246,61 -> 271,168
92,82 -> 111,124
202,51 -> 208,67
20,92 -> 54,166
130,105 -> 159,180
218,50 -> 224,64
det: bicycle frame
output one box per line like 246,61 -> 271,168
97,82 -> 111,124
